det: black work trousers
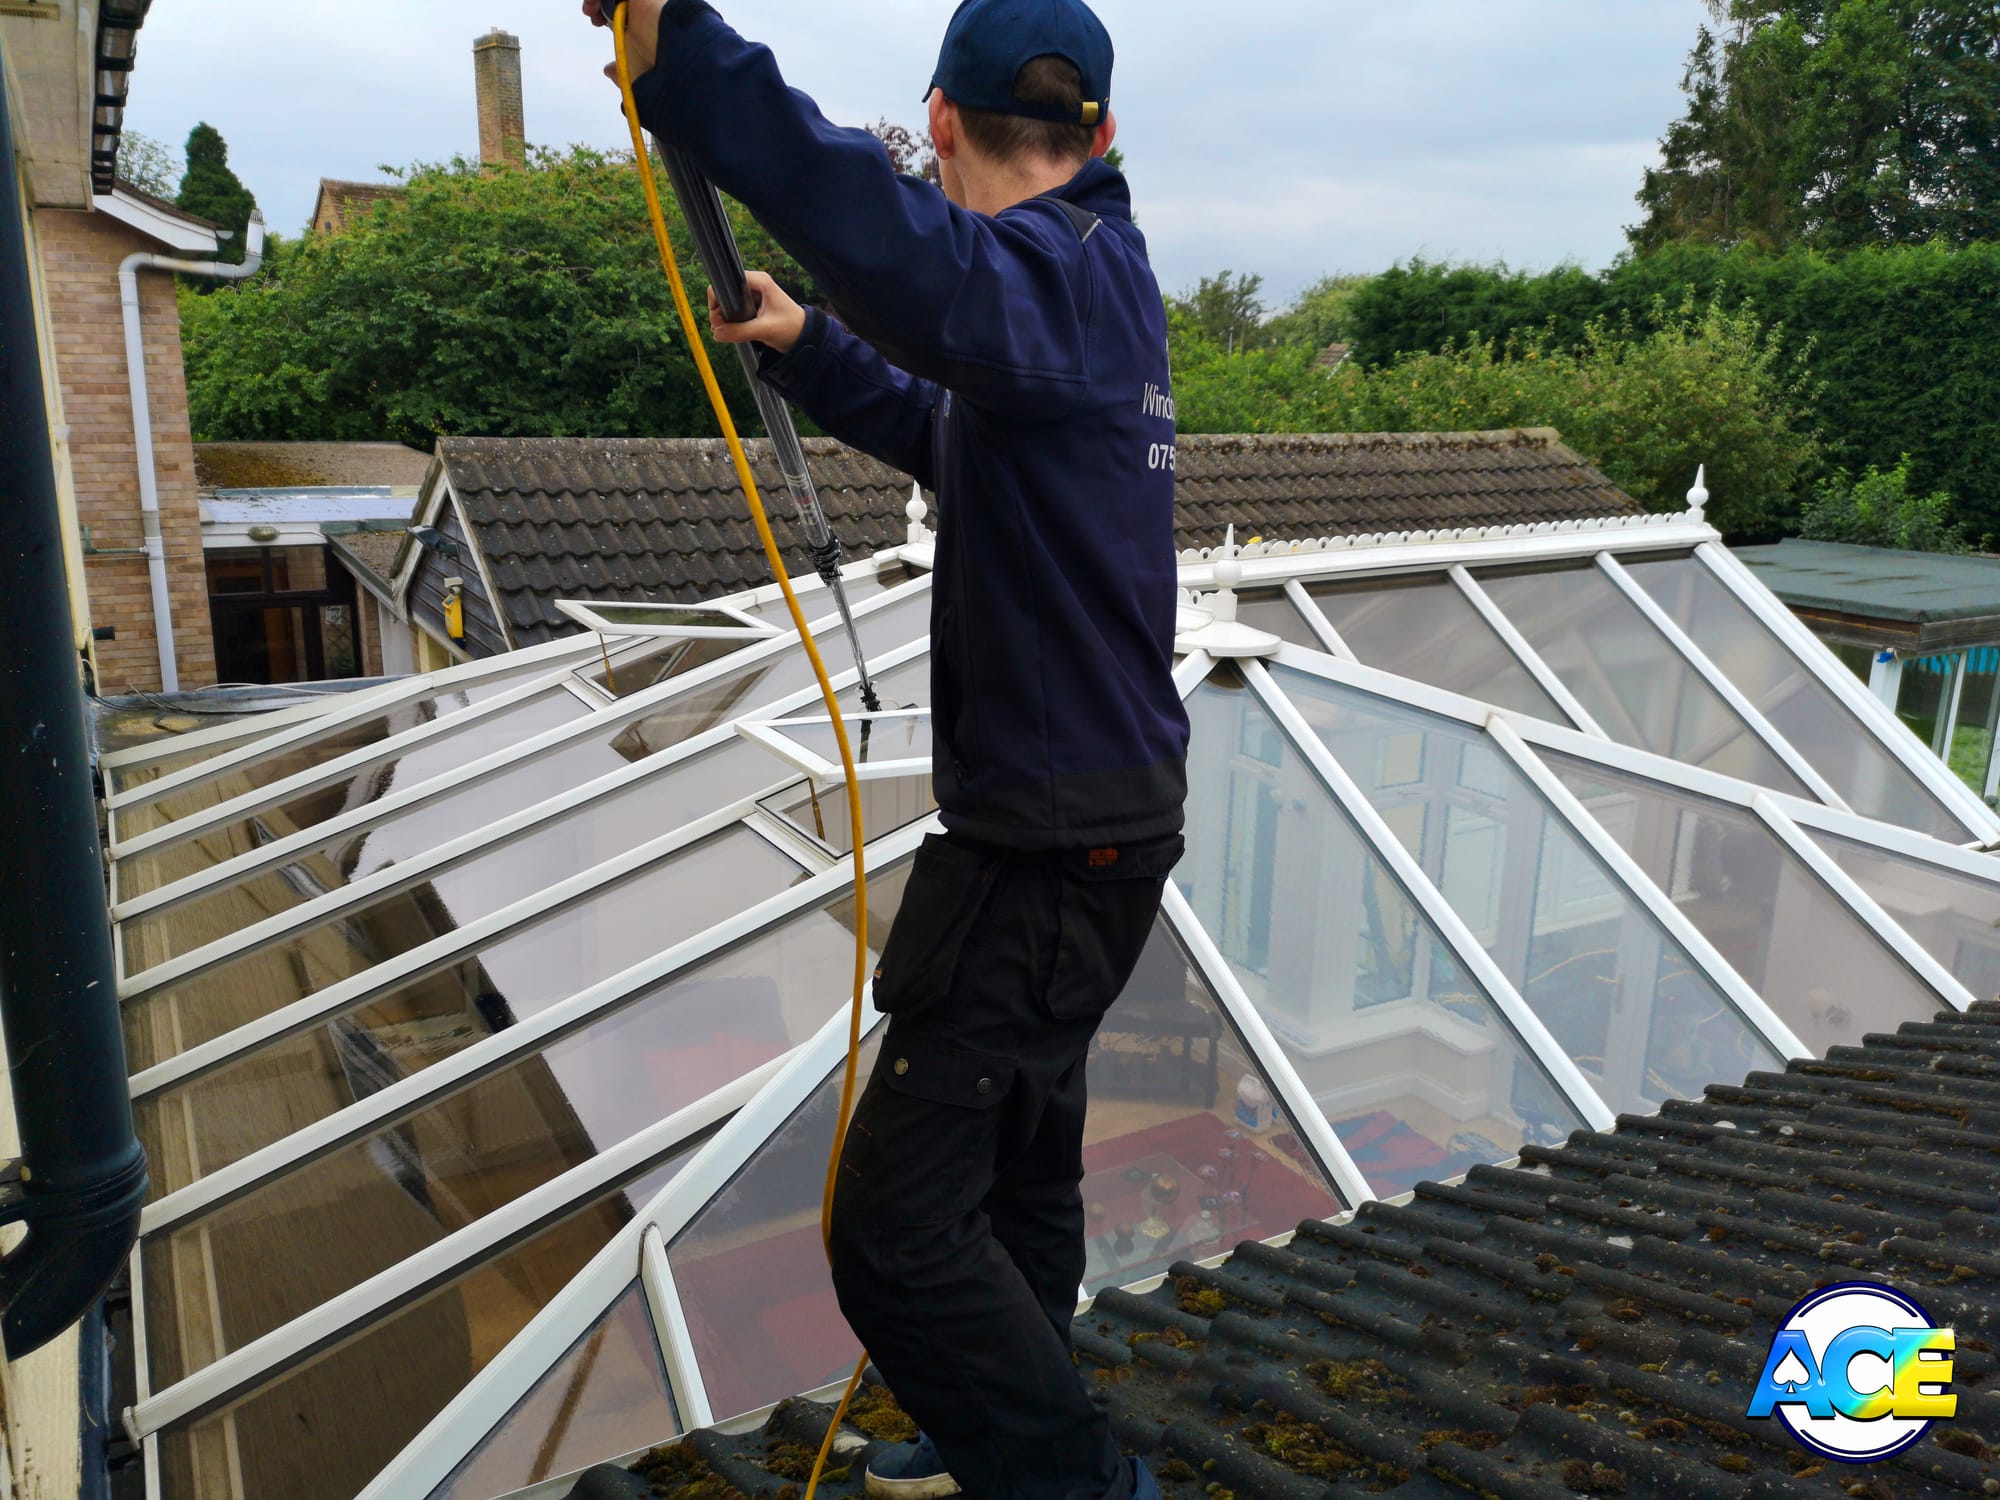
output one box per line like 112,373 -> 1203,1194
829,830 -> 1177,1500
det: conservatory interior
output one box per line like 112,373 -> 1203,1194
95,492 -> 2000,1500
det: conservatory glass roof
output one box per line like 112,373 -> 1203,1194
96,506 -> 2000,1500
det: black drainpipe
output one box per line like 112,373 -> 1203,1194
0,45 -> 149,1360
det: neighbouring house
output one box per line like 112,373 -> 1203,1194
307,177 -> 404,236
96,426 -> 2000,1498
1739,537 -> 2000,802
372,428 -> 1638,669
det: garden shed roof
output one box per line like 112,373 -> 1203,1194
1738,538 -> 2000,652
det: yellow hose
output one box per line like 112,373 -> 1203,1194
611,13 -> 873,1496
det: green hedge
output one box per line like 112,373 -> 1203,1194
1347,244 -> 2000,538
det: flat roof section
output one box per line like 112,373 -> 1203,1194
1737,538 -> 2000,651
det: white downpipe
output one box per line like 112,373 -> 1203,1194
117,212 -> 266,694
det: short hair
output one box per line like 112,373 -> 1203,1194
955,55 -> 1098,168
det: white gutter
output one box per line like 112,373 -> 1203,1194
117,211 -> 265,693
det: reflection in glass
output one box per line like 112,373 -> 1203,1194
1274,666 -> 1780,1112
1623,554 -> 1966,838
141,860 -> 909,1391
133,828 -> 805,1197
1811,833 -> 2000,1005
771,712 -> 932,770
769,776 -> 938,858
1475,562 -> 1812,795
1174,671 -> 1586,1198
156,1155 -> 689,1500
1307,574 -> 1568,723
431,1284 -> 677,1500
1549,754 -> 1945,1054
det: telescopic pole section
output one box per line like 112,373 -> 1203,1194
655,142 -> 882,712
0,51 -> 149,1359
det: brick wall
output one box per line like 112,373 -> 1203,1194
37,209 -> 217,693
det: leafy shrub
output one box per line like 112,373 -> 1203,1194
1798,457 -> 1971,553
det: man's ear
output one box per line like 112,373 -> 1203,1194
928,91 -> 958,161
1092,110 -> 1118,160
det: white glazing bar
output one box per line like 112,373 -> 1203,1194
137,817 -> 936,1236
127,792 -> 778,1097
349,982 -> 894,1500
1280,578 -> 1357,660
1750,792 -> 1978,1015
1485,714 -> 1810,1061
114,631 -> 928,950
1173,651 -> 1215,695
642,1226 -> 716,1431
143,1434 -> 162,1500
1596,553 -> 1851,811
101,690 -> 364,771
129,1242 -> 151,1404
129,1068 -> 772,1439
1445,564 -> 1609,738
1940,651 -> 1968,759
1244,661 -> 1618,1133
110,577 -> 932,860
1696,542 -> 1999,840
1159,885 -> 1375,1207
109,633 -> 602,811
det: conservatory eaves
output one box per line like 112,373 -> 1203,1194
94,493 -> 2000,1500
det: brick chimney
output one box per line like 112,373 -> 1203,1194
473,29 -> 526,168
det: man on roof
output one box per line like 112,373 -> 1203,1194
584,3 -> 1188,1496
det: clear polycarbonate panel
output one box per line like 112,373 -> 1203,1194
145,863 -> 915,1387
157,1153 -> 691,1500
119,690 -> 592,971
1274,666 -> 1782,1111
1810,833 -> 2000,1005
430,1284 -> 676,1500
667,909 -> 1345,1423
132,826 -> 805,1197
121,738 -> 791,1074
577,637 -> 747,701
1304,574 -> 1569,724
1621,553 -> 1968,838
774,712 -> 932,770
1474,562 -> 1814,795
108,723 -> 295,795
1233,589 -> 1328,653
768,775 -> 938,858
1548,754 -> 1945,1054
1173,671 -> 1586,1199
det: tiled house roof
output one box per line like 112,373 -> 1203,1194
425,430 -> 1640,652
574,1006 -> 2000,1500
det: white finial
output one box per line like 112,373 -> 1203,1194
1175,522 -> 1281,659
1212,524 -> 1243,605
1687,464 -> 1709,521
906,483 -> 931,545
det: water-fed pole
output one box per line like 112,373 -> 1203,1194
655,141 -> 884,712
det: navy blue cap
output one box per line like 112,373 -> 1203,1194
924,0 -> 1113,127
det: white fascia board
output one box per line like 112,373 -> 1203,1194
131,1063 -> 775,1439
110,575 -> 931,864
1696,542 -> 2000,841
200,522 -> 329,551
1173,514 -> 1719,593
450,485 -> 514,651
1243,660 -> 1619,1131
390,470 -> 452,600
94,187 -> 220,255
137,817 -> 935,1238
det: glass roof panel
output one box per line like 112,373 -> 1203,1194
1275,667 -> 1783,1112
769,775 -> 938,858
1621,553 -> 1966,839
1474,562 -> 1814,795
1548,755 -> 1945,1053
119,690 -> 593,966
769,712 -> 933,770
1810,833 -> 2000,1004
155,1151 -> 691,1500
109,724 -> 295,795
1305,575 -> 1569,724
1174,672 -> 1587,1199
1233,589 -> 1327,653
133,826 -> 805,1197
429,1282 -> 676,1500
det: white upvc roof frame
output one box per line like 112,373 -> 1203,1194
554,596 -> 780,640
736,708 -> 933,785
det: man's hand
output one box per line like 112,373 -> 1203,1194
583,0 -> 665,81
709,272 -> 808,355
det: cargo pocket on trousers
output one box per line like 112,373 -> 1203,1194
870,834 -> 1000,1021
1044,834 -> 1184,1023
845,1039 -> 1018,1225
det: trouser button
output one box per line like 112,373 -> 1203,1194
976,1077 -> 993,1095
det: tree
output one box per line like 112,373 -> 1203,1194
176,123 -> 259,265
1633,2 -> 2000,252
1799,457 -> 1971,551
116,130 -> 180,198
1168,271 -> 1267,353
182,145 -> 816,447
1261,274 -> 1374,351
867,120 -> 940,186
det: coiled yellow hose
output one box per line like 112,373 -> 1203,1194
610,12 -> 874,1497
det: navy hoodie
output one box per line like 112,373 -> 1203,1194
632,0 -> 1189,849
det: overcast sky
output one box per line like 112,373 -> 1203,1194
126,0 -> 1705,306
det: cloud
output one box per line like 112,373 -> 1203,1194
123,0 -> 1706,305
